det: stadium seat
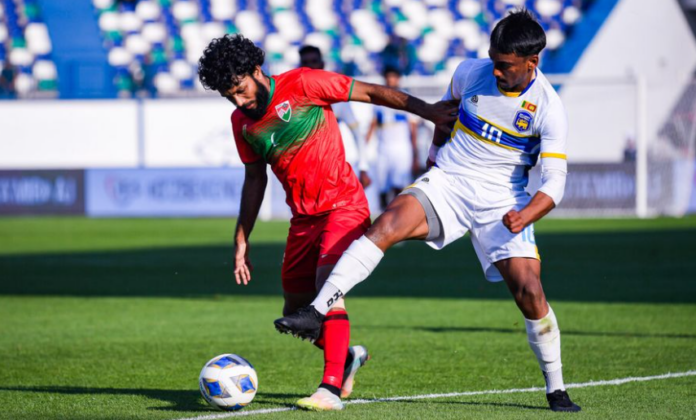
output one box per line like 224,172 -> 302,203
0,24 -> 8,45
0,0 -> 57,97
136,1 -> 162,21
25,22 -> 51,56
85,0 -> 587,97
32,59 -> 57,90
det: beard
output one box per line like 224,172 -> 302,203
238,77 -> 270,120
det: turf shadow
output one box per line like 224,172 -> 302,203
252,392 -> 305,408
0,385 -> 208,412
1,228 -> 695,303
393,399 -> 548,411
0,386 -> 304,412
358,325 -> 696,340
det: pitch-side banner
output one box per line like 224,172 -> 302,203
86,168 -> 245,217
526,163 -> 637,215
0,170 -> 85,215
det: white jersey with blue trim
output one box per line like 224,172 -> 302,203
438,58 -> 568,196
331,102 -> 369,172
373,105 -> 413,148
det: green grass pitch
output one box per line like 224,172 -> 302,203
1,216 -> 695,419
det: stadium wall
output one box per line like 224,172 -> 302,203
561,0 -> 696,162
0,97 -> 235,169
0,100 -> 140,168
2,0 -> 696,217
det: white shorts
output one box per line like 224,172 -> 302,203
376,142 -> 413,193
406,167 -> 539,282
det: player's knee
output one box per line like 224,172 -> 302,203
520,285 -> 545,306
511,277 -> 545,306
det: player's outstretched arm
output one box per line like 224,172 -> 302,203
502,191 -> 555,234
234,161 -> 268,285
350,81 -> 458,132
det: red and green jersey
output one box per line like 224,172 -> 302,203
231,68 -> 368,217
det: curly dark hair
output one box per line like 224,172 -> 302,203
198,34 -> 265,92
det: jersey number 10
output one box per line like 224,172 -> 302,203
481,123 -> 503,144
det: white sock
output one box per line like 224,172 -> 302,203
524,305 -> 565,393
311,236 -> 384,315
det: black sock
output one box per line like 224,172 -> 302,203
319,383 -> 341,398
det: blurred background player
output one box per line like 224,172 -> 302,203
198,34 -> 457,411
365,66 -> 420,210
276,9 -> 581,413
299,45 -> 371,189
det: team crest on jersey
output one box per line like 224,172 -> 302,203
513,110 -> 533,133
275,100 -> 292,122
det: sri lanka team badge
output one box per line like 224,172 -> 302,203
275,100 -> 292,122
513,110 -> 533,133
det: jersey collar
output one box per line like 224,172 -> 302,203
267,76 -> 276,106
497,68 -> 537,98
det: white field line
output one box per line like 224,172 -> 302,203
175,370 -> 696,420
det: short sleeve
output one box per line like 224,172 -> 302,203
442,78 -> 458,101
301,69 -> 354,106
537,98 -> 569,204
441,59 -> 476,101
539,98 -> 568,160
231,111 -> 262,164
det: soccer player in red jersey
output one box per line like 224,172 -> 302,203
198,34 -> 457,411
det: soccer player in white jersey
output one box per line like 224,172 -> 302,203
366,66 -> 420,210
276,9 -> 581,412
299,45 -> 372,188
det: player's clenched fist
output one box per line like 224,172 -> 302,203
502,209 -> 526,234
233,243 -> 253,285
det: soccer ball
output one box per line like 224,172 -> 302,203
199,354 -> 258,410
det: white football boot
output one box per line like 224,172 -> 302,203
296,387 -> 344,411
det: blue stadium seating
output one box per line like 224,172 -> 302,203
1,0 -> 592,98
0,0 -> 58,97
91,0 -> 588,97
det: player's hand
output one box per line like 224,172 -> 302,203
502,209 -> 526,234
233,242 -> 253,285
426,99 -> 459,133
359,170 -> 372,188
